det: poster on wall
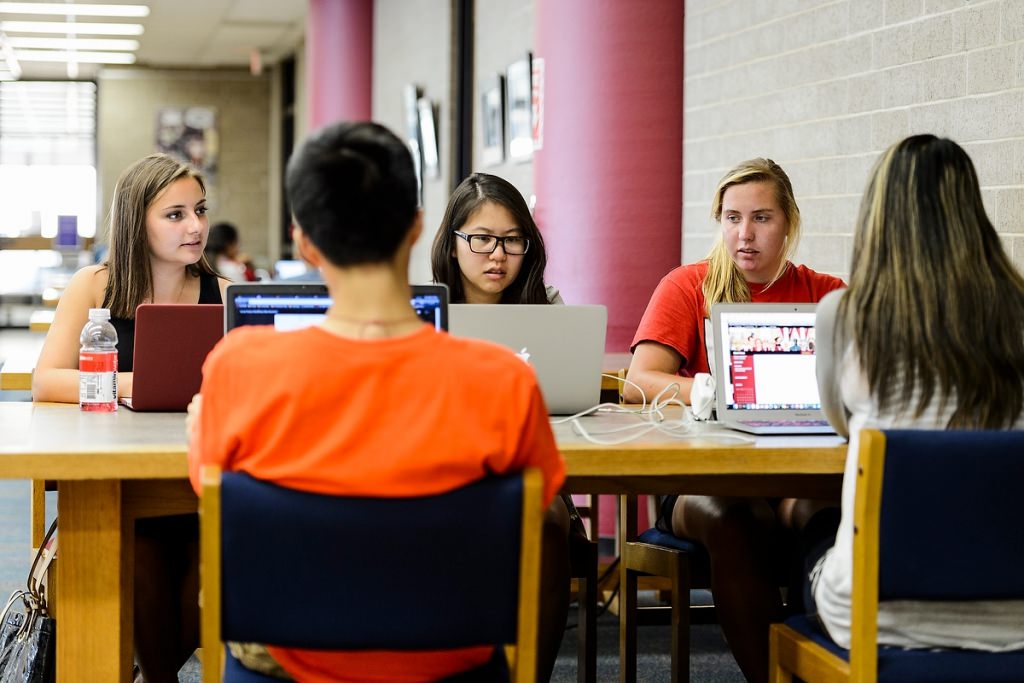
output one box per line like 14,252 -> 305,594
481,74 -> 505,167
417,97 -> 440,179
155,107 -> 218,181
506,53 -> 533,163
403,84 -> 424,204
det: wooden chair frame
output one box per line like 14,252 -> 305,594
769,428 -> 898,683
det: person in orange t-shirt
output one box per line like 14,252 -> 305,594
187,121 -> 569,682
625,158 -> 844,683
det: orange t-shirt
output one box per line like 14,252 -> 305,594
631,261 -> 845,376
189,324 -> 565,683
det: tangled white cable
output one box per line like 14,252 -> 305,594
552,374 -> 754,446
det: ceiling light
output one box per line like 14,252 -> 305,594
0,21 -> 144,35
0,3 -> 150,18
8,37 -> 138,50
15,49 -> 136,64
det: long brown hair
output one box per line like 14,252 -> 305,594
102,154 -> 216,318
701,158 -> 802,315
838,135 -> 1024,427
430,173 -> 551,304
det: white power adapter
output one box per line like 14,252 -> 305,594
690,372 -> 715,420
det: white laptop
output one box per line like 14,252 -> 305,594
448,304 -> 607,415
710,303 -> 834,435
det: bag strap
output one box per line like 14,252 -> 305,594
27,518 -> 58,610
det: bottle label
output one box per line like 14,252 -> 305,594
79,351 -> 118,404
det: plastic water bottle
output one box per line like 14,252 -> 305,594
79,308 -> 118,412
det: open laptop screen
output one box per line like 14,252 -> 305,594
716,306 -> 821,411
225,283 -> 448,332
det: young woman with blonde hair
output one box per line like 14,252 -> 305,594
626,158 -> 844,683
34,153 -> 227,402
811,134 -> 1024,650
33,153 -> 228,683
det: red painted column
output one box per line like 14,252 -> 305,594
306,0 -> 373,129
534,0 -> 683,352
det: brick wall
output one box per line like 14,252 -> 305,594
684,0 -> 1024,280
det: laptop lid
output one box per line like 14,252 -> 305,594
123,304 -> 224,412
710,302 -> 834,435
224,282 -> 449,332
448,304 -> 607,415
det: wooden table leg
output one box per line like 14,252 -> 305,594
57,480 -> 133,683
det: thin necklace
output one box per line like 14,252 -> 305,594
175,273 -> 189,303
152,273 -> 189,304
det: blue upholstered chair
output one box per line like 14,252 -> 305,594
200,467 -> 544,683
618,494 -> 713,683
769,429 -> 1024,683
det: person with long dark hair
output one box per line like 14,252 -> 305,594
811,134 -> 1024,651
431,172 -> 561,304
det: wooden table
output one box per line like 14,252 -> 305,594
29,310 -> 55,332
0,403 -> 193,683
1,354 -> 35,391
0,402 -> 845,682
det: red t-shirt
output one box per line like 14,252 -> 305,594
631,261 -> 845,377
190,324 -> 565,683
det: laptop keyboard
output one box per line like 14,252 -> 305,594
738,419 -> 830,427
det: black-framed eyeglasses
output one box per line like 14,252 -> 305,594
454,230 -> 530,255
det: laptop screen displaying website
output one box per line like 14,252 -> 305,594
225,283 -> 448,332
714,306 -> 821,411
722,318 -> 819,410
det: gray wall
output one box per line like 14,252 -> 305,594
97,68 -> 273,269
472,0 -> 535,197
684,0 -> 1024,281
372,0 -> 454,283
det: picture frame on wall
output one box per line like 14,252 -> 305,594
402,84 -> 423,203
480,74 -> 505,167
505,53 -> 532,163
417,97 -> 440,179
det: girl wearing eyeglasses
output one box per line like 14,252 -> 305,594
430,172 -> 562,304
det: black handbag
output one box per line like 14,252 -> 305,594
0,518 -> 57,683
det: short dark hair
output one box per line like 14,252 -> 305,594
430,172 -> 550,304
205,222 -> 239,257
285,121 -> 418,266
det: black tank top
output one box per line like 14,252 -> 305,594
110,272 -> 221,372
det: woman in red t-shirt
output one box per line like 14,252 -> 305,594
626,158 -> 844,683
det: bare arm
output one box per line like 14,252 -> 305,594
32,266 -> 133,402
624,341 -> 693,405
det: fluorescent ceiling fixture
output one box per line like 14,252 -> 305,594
0,3 -> 150,17
9,37 -> 138,50
15,49 -> 136,64
0,21 -> 144,35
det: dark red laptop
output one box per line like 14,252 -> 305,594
120,304 -> 224,412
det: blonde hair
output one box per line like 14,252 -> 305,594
102,154 -> 215,318
701,158 -> 801,315
837,135 -> 1024,427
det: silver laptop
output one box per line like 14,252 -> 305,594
711,303 -> 834,435
449,304 -> 607,415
